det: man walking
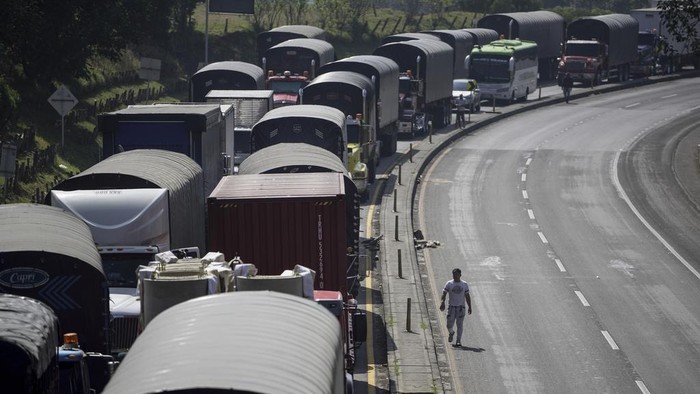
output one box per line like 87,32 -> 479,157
455,94 -> 467,128
440,268 -> 472,347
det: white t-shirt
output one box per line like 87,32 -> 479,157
443,279 -> 469,307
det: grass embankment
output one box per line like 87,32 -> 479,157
2,6 -> 478,203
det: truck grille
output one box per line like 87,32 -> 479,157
110,316 -> 140,353
566,61 -> 587,72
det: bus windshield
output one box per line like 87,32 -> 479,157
470,55 -> 511,82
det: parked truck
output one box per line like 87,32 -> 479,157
631,29 -> 659,77
373,39 -> 454,135
478,11 -> 565,80
98,103 -> 233,197
462,28 -> 500,47
208,172 -> 357,297
189,61 -> 265,102
422,29 -> 475,79
557,14 -> 638,86
102,291 -> 357,394
238,143 -> 362,294
257,24 -> 327,65
630,8 -> 700,72
301,71 -> 381,183
0,204 -> 113,392
0,294 -> 101,394
262,38 -> 335,107
47,149 -> 206,354
318,55 -> 400,156
380,32 -> 441,45
205,89 -> 274,169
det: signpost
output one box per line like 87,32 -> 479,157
48,85 -> 78,148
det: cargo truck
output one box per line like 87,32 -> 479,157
422,29 -> 475,79
189,61 -> 265,102
102,291 -> 357,394
301,71 -> 381,183
98,103 -> 234,197
380,32 -> 441,45
630,8 -> 700,73
373,39 -> 454,135
47,149 -> 206,354
0,294 -> 102,394
257,24 -> 327,65
208,172 -> 356,297
0,204 -> 113,392
478,11 -> 565,80
205,89 -> 274,168
262,38 -> 335,107
318,55 -> 400,156
631,29 -> 659,77
462,28 -> 500,47
238,143 -> 362,294
557,14 -> 638,85
249,104 -> 370,196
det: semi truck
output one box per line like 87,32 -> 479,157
102,291 -> 358,394
318,55 -> 400,156
204,89 -> 274,168
0,204 -> 113,392
0,294 -> 100,394
188,61 -> 265,102
462,28 -> 500,47
98,103 -> 234,197
557,14 -> 638,85
238,142 -> 362,294
630,7 -> 700,72
262,38 -> 335,107
207,172 -> 357,297
478,11 -> 565,80
248,105 -> 364,193
300,71 -> 381,183
257,24 -> 327,64
631,29 -> 659,77
422,29 -> 475,79
373,39 -> 454,135
47,149 -> 206,354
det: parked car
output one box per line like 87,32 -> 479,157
452,78 -> 481,112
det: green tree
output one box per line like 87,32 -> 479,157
248,0 -> 285,32
658,0 -> 700,56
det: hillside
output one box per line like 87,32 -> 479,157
0,6 -> 479,204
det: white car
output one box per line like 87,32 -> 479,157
452,79 -> 481,112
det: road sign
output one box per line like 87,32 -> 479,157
139,57 -> 162,81
48,85 -> 78,117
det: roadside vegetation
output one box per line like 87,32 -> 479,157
0,0 -> 696,203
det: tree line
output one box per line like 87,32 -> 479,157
0,0 -> 698,140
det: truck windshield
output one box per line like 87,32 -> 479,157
566,43 -> 601,57
470,56 -> 510,82
234,129 -> 252,153
346,123 -> 360,144
269,80 -> 304,93
102,253 -> 154,288
399,78 -> 412,94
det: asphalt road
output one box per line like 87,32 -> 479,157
415,78 -> 700,393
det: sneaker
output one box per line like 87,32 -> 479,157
454,342 -> 462,348
448,332 -> 454,343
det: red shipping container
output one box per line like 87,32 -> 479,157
208,172 -> 349,294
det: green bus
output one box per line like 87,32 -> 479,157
466,39 -> 539,103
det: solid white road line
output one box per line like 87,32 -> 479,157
526,158 -> 533,166
521,173 -> 527,182
661,94 -> 677,99
625,102 -> 640,108
527,209 -> 535,220
522,190 -> 529,199
537,232 -> 548,244
636,380 -> 651,394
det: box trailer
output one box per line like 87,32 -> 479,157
207,172 -> 353,296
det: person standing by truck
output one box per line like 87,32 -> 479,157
455,94 -> 467,128
562,73 -> 574,103
439,268 -> 472,347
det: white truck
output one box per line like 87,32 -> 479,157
47,149 -> 206,354
205,89 -> 274,170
